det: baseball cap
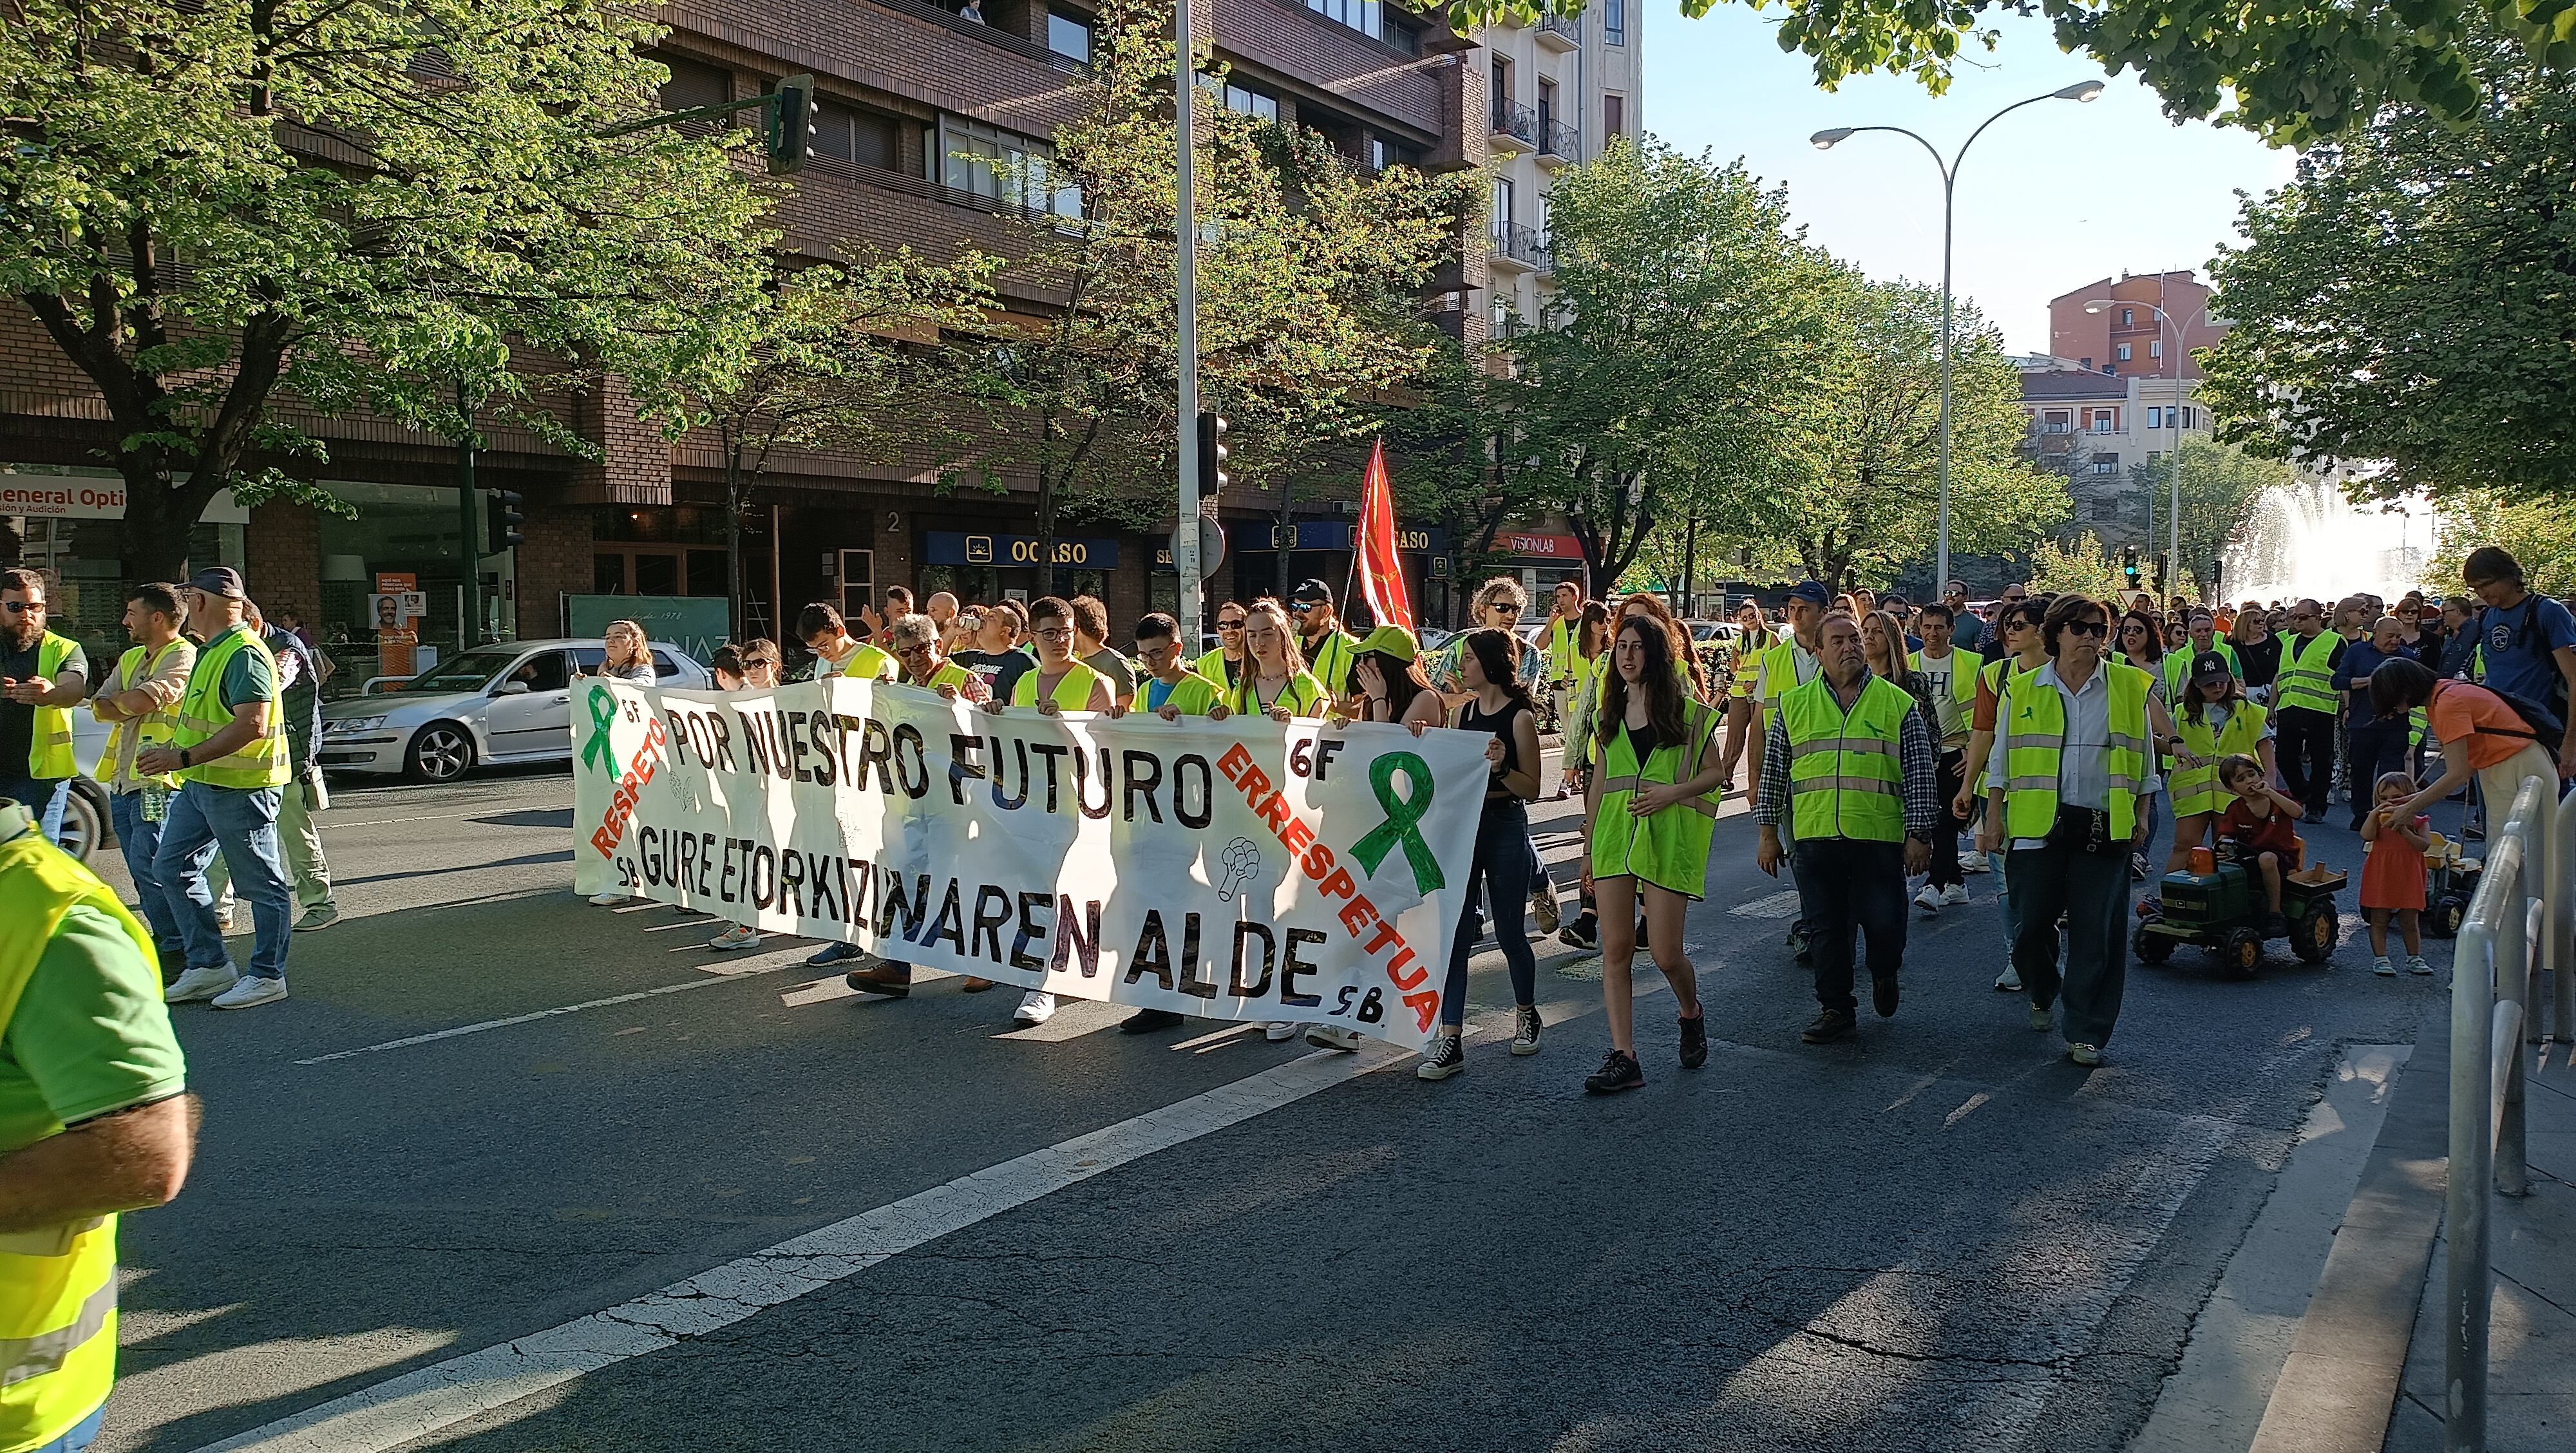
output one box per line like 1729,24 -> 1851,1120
186,567 -> 247,599
1289,578 -> 1334,604
2190,651 -> 2233,685
1786,581 -> 1832,607
1354,624 -> 1419,662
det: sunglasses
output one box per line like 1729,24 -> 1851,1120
1217,618 -> 1245,630
2063,618 -> 2110,638
1287,602 -> 1317,614
1,602 -> 35,614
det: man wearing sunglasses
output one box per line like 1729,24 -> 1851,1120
2273,598 -> 2345,823
0,568 -> 90,831
1287,580 -> 1357,713
1195,603 -> 1249,689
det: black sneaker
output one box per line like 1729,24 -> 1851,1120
1801,1007 -> 1857,1044
2265,912 -> 2291,938
1511,1005 -> 1544,1056
808,940 -> 864,967
1584,1048 -> 1645,1094
1678,1012 -> 1708,1068
1121,1008 -> 1185,1033
1558,915 -> 1598,949
1416,1032 -> 1467,1081
1872,974 -> 1900,1018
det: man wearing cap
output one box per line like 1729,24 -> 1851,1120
0,567 -> 90,835
138,569 -> 296,1011
1287,580 -> 1358,714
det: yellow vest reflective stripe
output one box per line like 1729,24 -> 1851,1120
100,640 -> 188,790
2000,663 -> 2150,840
23,634 -> 77,779
1783,674 -> 1911,843
2276,632 -> 2341,715
0,828 -> 156,1450
839,643 -> 897,681
1546,617 -> 1582,682
1010,660 -> 1106,710
1226,669 -> 1326,719
2168,700 -> 2270,818
1590,701 -> 1721,896
171,627 -> 289,790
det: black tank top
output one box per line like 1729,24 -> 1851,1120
1457,697 -> 1528,803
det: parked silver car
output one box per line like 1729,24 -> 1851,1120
317,637 -> 709,783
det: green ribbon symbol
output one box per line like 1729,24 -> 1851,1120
580,686 -> 620,776
1349,750 -> 1444,895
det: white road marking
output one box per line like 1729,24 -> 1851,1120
293,967 -> 795,1065
191,1044 -> 1408,1453
1729,889 -> 1804,920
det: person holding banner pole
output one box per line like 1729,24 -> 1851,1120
1581,618 -> 1722,1095
1416,627 -> 1546,1080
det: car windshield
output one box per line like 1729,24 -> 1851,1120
399,649 -> 522,692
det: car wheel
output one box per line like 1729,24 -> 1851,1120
406,722 -> 477,783
54,783 -> 106,863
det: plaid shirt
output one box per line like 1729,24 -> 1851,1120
1756,677 -> 1942,839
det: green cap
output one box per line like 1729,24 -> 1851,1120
1354,624 -> 1419,663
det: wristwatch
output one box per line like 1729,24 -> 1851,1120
176,748 -> 191,768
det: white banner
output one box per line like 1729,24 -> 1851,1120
569,677 -> 1490,1049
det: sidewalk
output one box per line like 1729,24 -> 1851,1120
2383,1047 -> 2576,1450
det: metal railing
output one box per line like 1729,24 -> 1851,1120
2447,775 -> 2575,1452
1489,222 -> 1549,269
1539,12 -> 1582,44
1490,97 -> 1537,148
1540,119 -> 1580,160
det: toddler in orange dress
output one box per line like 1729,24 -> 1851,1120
2360,770 -> 2433,977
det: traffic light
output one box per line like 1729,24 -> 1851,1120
2210,558 -> 2224,586
1197,410 -> 1230,493
766,75 -> 815,175
2121,545 -> 2141,587
486,488 -> 526,553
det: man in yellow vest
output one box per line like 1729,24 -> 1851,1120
2273,597 -> 2346,823
1755,613 -> 1940,1046
138,568 -> 296,1011
1978,594 -> 2175,1067
1541,578 -> 1587,751
0,799 -> 196,1453
1724,580 -> 1831,962
0,569 -> 91,837
84,584 -> 197,969
1286,580 -> 1358,716
1119,611 -> 1231,1036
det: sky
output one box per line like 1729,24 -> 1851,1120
1638,2 -> 2300,354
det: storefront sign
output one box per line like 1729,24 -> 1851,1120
1255,521 -> 1446,555
924,532 -> 1121,569
572,676 -> 1487,1049
1500,532 -> 1581,559
0,475 -> 252,524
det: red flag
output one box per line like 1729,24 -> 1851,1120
1355,438 -> 1414,633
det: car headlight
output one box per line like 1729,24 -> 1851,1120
328,716 -> 388,734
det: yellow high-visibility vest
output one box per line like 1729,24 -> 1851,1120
2275,631 -> 2342,716
1783,673 -> 1911,843
1590,701 -> 1723,898
2000,662 -> 2152,840
2168,699 -> 2270,818
19,633 -> 77,779
1010,659 -> 1108,710
100,639 -> 189,791
171,626 -> 289,790
840,643 -> 898,681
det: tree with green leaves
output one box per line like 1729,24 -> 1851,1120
2027,532 -> 2130,601
1507,139 -> 1835,597
0,0 -> 774,588
654,251 -> 1001,636
1724,274 -> 2067,593
961,0 -> 1478,591
2432,490 -> 2576,594
2199,50 -> 2576,503
2125,439 -> 2293,597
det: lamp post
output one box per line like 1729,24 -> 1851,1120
2083,292 -> 2217,596
1812,81 -> 2105,593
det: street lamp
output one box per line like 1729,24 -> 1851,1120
1811,81 -> 2105,593
2084,292 -> 2217,593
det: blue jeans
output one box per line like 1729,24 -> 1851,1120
110,790 -> 186,967
31,1406 -> 102,1452
154,782 -> 292,980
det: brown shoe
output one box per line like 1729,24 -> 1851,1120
960,976 -> 998,992
845,964 -> 913,999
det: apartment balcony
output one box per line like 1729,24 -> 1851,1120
1537,12 -> 1582,49
1488,222 -> 1548,273
1489,97 -> 1537,153
1537,118 -> 1578,167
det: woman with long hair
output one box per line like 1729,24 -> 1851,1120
1864,610 -> 1934,721
591,619 -> 656,682
1343,626 -> 1444,730
1558,602 -> 1616,947
1580,618 -> 1723,1094
1226,600 -> 1326,723
1618,592 -> 1705,700
2161,655 -> 2275,884
1414,627 -> 1546,1081
2228,603 -> 2280,703
2372,658 -> 2560,848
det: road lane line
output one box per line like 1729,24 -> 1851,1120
292,967 -> 797,1065
192,1043 -> 1408,1453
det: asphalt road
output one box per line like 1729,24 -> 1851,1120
82,755 -> 2454,1453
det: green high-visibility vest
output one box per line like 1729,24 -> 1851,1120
2000,661 -> 2151,840
171,626 -> 290,790
1546,616 -> 1582,683
839,642 -> 898,681
1301,629 -> 1356,700
1589,700 -> 1722,898
1782,673 -> 1911,843
2276,631 -> 2342,716
1010,659 -> 1106,710
2168,699 -> 2269,818
20,632 -> 77,779
2161,638 -> 2241,699
1226,668 -> 1327,719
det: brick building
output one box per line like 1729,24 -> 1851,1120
1,0 -> 1635,676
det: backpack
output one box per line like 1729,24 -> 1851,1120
2443,679 -> 2567,746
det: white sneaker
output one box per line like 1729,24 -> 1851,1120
1305,1024 -> 1365,1052
1913,884 -> 1942,914
1013,991 -> 1056,1026
2407,956 -> 2436,976
164,965 -> 238,1003
210,975 -> 288,1010
708,925 -> 762,952
2372,956 -> 2396,976
589,889 -> 633,907
1264,1021 -> 1300,1041
1960,853 -> 1991,875
1940,884 -> 1970,907
213,908 -> 238,934
1994,965 -> 2023,992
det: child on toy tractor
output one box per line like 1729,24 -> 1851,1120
2215,755 -> 2304,938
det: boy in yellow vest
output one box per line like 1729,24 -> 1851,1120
0,799 -> 196,1453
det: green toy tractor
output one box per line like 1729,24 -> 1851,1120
2134,859 -> 2345,978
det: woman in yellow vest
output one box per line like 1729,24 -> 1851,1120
1580,618 -> 1724,1095
2160,652 -> 2275,884
1222,601 -> 1327,723
0,803 -> 195,1453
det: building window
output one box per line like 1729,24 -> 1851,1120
939,116 -> 1080,216
2090,411 -> 2115,433
1491,57 -> 1511,104
2145,406 -> 2161,428
2121,307 -> 2135,327
2116,343 -> 2132,362
1492,175 -> 1514,232
2090,453 -> 2119,475
656,56 -> 731,137
2149,337 -> 2163,359
2147,450 -> 2162,464
2090,497 -> 2122,520
1046,12 -> 1092,62
1537,78 -> 1557,137
1604,94 -> 1624,138
813,99 -> 901,172
1215,77 -> 1278,122
1604,0 -> 1625,41
1304,0 -> 1382,38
